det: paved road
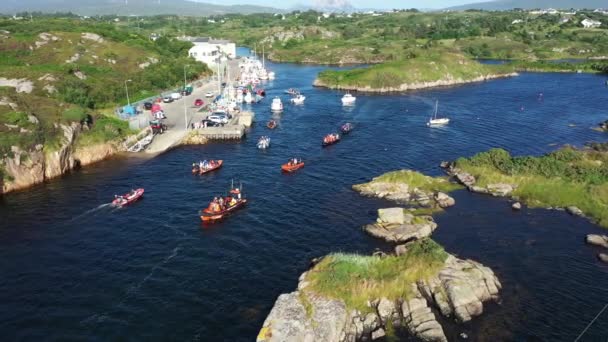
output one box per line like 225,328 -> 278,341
145,80 -> 219,154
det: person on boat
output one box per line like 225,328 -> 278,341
229,197 -> 237,206
218,197 -> 224,207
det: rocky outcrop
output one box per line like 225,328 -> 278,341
442,163 -> 516,197
566,206 -> 585,217
1,124 -> 124,194
313,73 -> 518,93
365,208 -> 437,243
179,131 -> 209,146
0,78 -> 34,93
586,234 -> 608,249
258,253 -> 501,342
512,202 -> 522,210
353,172 -> 456,208
598,253 -> 608,263
598,120 -> 608,132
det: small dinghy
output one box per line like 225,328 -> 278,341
267,120 -> 277,129
322,133 -> 341,147
257,136 -> 271,149
340,123 -> 353,134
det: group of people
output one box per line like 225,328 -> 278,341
194,160 -> 218,170
323,133 -> 340,144
287,158 -> 302,166
206,188 -> 242,213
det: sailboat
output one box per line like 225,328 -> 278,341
427,100 -> 450,126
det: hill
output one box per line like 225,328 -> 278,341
0,0 -> 280,16
447,0 -> 606,11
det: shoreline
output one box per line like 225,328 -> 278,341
313,72 -> 519,93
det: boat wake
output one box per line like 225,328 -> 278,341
68,203 -> 112,222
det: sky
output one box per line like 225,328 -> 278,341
200,0 -> 490,10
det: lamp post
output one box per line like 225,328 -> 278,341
183,65 -> 189,129
124,79 -> 132,107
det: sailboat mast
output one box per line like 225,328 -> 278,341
434,100 -> 438,119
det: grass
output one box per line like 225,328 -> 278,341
304,239 -> 448,312
316,51 -> 513,90
371,169 -> 462,193
76,114 -> 136,147
455,147 -> 608,227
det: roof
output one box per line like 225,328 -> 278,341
190,37 -> 233,45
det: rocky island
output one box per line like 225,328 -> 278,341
313,52 -> 517,93
257,239 -> 501,342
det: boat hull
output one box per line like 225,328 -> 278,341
281,162 -> 305,173
200,199 -> 247,222
112,188 -> 145,207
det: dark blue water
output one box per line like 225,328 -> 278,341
1,55 -> 608,341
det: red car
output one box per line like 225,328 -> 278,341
194,98 -> 204,107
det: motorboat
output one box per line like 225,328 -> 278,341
285,88 -> 299,95
244,92 -> 253,104
112,188 -> 144,207
268,71 -> 276,80
340,123 -> 353,134
322,133 -> 341,147
200,186 -> 247,223
341,93 -> 356,106
290,94 -> 306,105
271,97 -> 283,112
427,100 -> 450,127
192,160 -> 223,175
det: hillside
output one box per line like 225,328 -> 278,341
448,0 -> 607,11
0,0 -> 280,16
0,18 -> 210,192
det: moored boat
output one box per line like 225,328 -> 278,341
257,136 -> 270,149
267,120 -> 277,129
341,93 -> 356,106
192,160 -> 223,175
112,188 -> 144,207
271,97 -> 283,112
322,133 -> 341,147
427,100 -> 450,127
281,158 -> 305,173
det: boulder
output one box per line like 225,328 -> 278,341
401,285 -> 447,342
487,183 -> 514,197
377,208 -> 405,225
586,234 -> 608,249
364,215 -> 438,243
469,186 -> 489,194
434,192 -> 455,208
598,253 -> 608,263
353,181 -> 411,203
455,172 -> 476,187
512,202 -> 522,210
395,244 -> 408,256
371,328 -> 386,340
566,206 -> 585,217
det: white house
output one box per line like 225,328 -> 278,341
186,37 -> 236,67
511,19 -> 524,24
581,18 -> 602,28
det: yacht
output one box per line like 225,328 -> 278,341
271,97 -> 283,112
341,93 -> 356,106
290,94 -> 306,105
427,100 -> 450,126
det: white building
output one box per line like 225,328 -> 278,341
185,37 -> 236,67
581,18 -> 602,28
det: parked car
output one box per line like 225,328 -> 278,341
207,114 -> 229,125
200,119 -> 220,127
205,92 -> 214,98
162,96 -> 173,103
170,92 -> 182,100
143,102 -> 153,110
194,98 -> 204,107
181,89 -> 192,96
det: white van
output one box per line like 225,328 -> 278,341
170,92 -> 182,100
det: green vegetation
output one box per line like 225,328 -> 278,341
373,169 -> 462,193
0,17 -> 211,157
317,51 -> 513,89
455,147 -> 608,227
304,239 -> 448,312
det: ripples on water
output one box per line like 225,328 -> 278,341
1,55 -> 608,341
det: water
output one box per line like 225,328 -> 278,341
1,55 -> 608,341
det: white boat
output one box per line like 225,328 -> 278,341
244,92 -> 253,104
341,93 -> 356,105
271,97 -> 283,112
290,94 -> 306,105
268,71 -> 276,80
257,136 -> 270,149
427,100 -> 450,126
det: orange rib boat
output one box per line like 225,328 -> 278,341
192,160 -> 223,175
200,198 -> 247,222
281,160 -> 305,173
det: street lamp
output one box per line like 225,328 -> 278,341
183,65 -> 189,129
124,79 -> 132,107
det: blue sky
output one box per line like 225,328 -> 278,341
202,0 -> 489,10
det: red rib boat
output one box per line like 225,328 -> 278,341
322,133 -> 341,147
267,120 -> 277,129
192,160 -> 223,175
112,188 -> 144,207
281,159 -> 305,173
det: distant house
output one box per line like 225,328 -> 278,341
511,19 -> 524,24
581,18 -> 602,28
149,33 -> 160,41
559,17 -> 570,24
185,37 -> 236,67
